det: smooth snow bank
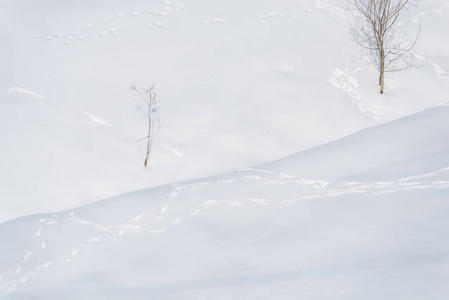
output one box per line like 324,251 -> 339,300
262,105 -> 449,181
1,106 -> 448,299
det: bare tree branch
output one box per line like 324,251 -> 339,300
347,0 -> 421,93
131,84 -> 161,167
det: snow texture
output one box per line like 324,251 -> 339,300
1,0 -> 449,298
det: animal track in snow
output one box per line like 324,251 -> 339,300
159,143 -> 183,157
173,217 -> 183,224
201,17 -> 228,25
35,1 -> 185,45
22,251 -> 34,261
414,54 -> 449,80
102,16 -> 113,23
327,68 -> 387,120
256,11 -> 286,19
147,0 -> 185,16
38,215 -> 59,225
302,0 -> 350,19
147,7 -> 173,16
328,68 -> 360,96
73,109 -> 112,126
398,2 -> 449,27
161,0 -> 185,12
35,228 -> 42,237
148,9 -> 170,16
5,85 -> 46,99
146,22 -> 168,29
2,166 -> 449,291
98,27 -> 120,37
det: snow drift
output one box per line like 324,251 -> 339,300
1,105 -> 448,299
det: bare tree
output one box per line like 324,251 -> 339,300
347,0 -> 421,94
131,84 -> 162,167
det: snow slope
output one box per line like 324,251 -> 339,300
1,105 -> 449,299
1,0 -> 449,297
1,0 -> 449,222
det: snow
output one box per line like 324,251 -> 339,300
1,107 -> 449,297
2,0 -> 447,222
1,0 -> 449,298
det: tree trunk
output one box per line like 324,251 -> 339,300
144,105 -> 151,167
379,51 -> 385,94
380,65 -> 384,94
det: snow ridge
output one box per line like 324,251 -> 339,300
1,166 -> 449,291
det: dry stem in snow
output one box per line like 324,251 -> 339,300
131,84 -> 161,167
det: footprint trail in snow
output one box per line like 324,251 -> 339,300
1,166 -> 449,292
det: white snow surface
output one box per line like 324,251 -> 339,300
1,0 -> 448,223
1,105 -> 449,299
1,0 -> 449,298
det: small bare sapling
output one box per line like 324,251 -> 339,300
130,84 -> 162,167
347,0 -> 422,94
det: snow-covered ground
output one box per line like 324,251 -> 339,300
1,105 -> 449,299
1,0 -> 449,298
